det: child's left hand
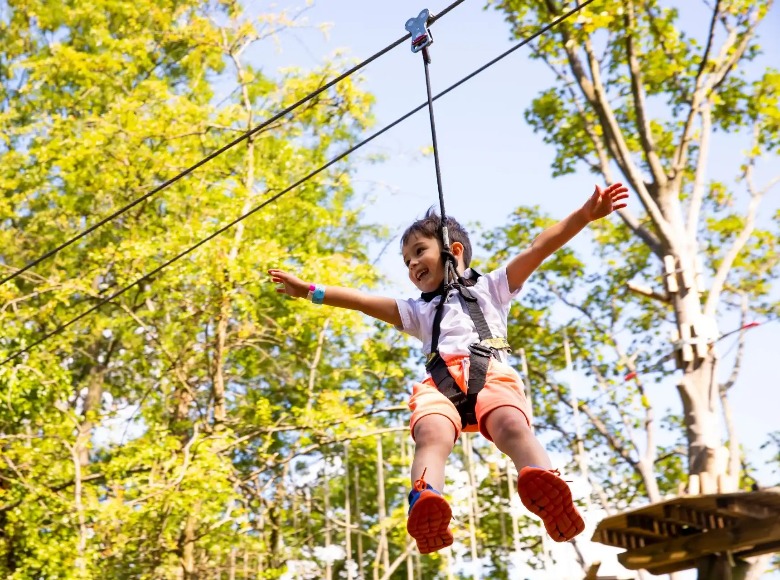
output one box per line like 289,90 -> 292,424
582,182 -> 629,222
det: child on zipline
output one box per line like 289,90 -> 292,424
268,182 -> 628,553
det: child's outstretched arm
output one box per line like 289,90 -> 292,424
506,183 -> 629,292
268,268 -> 403,327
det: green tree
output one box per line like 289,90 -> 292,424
0,0 -> 416,578
488,0 -> 779,577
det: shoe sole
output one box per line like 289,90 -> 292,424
517,468 -> 585,542
407,491 -> 453,554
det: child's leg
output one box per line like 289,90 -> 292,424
411,414 -> 457,490
407,414 -> 457,554
482,406 -> 550,470
483,406 -> 584,542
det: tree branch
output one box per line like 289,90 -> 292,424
706,9 -> 762,95
704,139 -> 766,318
617,209 -> 663,256
719,359 -> 742,483
219,405 -> 407,452
529,42 -> 611,177
686,103 -> 713,241
535,2 -> 674,246
696,0 -> 722,88
580,35 -> 675,246
240,426 -> 408,483
720,295 -> 751,393
548,379 -> 638,469
624,3 -> 668,187
627,280 -> 670,303
670,1 -> 722,184
126,423 -> 200,507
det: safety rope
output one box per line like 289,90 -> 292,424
1,0 -> 597,365
413,12 -> 458,286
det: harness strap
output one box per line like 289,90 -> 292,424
426,354 -> 477,427
455,285 -> 492,342
454,287 -> 493,418
426,271 -> 507,428
429,272 -> 483,353
429,289 -> 447,357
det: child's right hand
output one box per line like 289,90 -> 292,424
268,269 -> 309,299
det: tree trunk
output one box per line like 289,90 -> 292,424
375,435 -> 390,579
695,553 -> 771,580
179,512 -> 196,580
212,290 -> 230,425
211,50 -> 257,427
324,472 -> 332,580
673,308 -> 725,491
697,555 -> 752,580
462,435 -> 479,579
77,363 -> 105,466
505,461 -> 520,553
71,438 -> 88,572
678,362 -> 724,492
344,444 -> 354,580
664,246 -> 730,494
377,542 -> 416,580
354,465 -> 365,579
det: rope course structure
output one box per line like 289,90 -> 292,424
1,0 -> 595,367
591,487 -> 780,576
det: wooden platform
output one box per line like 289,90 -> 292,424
591,488 -> 780,575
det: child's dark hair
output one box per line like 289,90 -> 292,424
400,207 -> 472,267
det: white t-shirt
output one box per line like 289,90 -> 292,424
395,267 -> 520,362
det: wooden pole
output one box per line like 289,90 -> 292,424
462,434 -> 480,580
563,333 -> 589,490
324,470 -> 333,580
376,435 -> 390,575
505,461 -> 520,554
520,350 -> 553,572
401,429 -> 414,580
354,465 -> 364,578
444,550 -> 455,580
344,443 -> 354,580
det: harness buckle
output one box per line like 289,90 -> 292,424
479,337 -> 511,351
425,351 -> 441,371
405,9 -> 433,53
468,342 -> 494,359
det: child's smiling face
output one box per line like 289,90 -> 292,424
401,233 -> 464,292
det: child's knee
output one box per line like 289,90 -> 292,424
482,406 -> 532,441
413,414 -> 457,446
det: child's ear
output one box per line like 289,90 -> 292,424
451,241 -> 464,257
451,242 -> 466,267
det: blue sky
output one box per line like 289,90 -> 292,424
249,0 -> 780,482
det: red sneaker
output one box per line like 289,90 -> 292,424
406,471 -> 453,554
517,466 -> 585,542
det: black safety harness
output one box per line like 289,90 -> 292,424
422,264 -> 511,428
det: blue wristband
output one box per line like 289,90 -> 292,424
312,284 -> 326,305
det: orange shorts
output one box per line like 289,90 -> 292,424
408,355 -> 532,443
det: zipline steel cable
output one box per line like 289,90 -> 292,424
0,0 -> 467,288
2,0 -> 597,366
